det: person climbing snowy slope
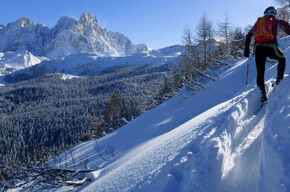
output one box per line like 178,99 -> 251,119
244,6 -> 290,102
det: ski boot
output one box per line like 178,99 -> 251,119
276,73 -> 284,85
276,77 -> 283,85
261,89 -> 267,103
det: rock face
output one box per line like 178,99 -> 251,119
0,17 -> 51,55
0,13 -> 149,58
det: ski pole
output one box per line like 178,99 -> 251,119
246,57 -> 250,91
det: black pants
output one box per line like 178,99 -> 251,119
255,44 -> 285,91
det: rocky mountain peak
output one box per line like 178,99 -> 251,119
53,16 -> 78,36
78,12 -> 101,33
80,13 -> 98,24
0,13 -> 150,58
16,17 -> 32,27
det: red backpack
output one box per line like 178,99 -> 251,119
254,16 -> 275,43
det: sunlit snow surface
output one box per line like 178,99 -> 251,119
19,37 -> 290,192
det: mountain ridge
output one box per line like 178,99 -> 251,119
2,44 -> 184,83
0,13 -> 150,58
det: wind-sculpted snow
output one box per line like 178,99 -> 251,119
259,77 -> 290,192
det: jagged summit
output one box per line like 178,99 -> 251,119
79,12 -> 99,26
0,17 -> 51,55
0,13 -> 150,58
15,17 -> 32,27
53,16 -> 78,36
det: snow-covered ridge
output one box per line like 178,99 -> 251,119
0,13 -> 150,58
0,51 -> 46,74
2,44 -> 184,83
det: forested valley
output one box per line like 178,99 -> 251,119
0,63 -> 175,173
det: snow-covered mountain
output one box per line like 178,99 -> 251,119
0,13 -> 185,83
39,37 -> 288,192
3,45 -> 183,83
0,13 -> 150,58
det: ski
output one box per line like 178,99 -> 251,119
254,73 -> 289,115
254,86 -> 275,115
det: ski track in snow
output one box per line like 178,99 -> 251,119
41,37 -> 290,192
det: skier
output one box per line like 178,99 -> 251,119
244,6 -> 290,102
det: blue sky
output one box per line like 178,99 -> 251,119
0,0 -> 276,49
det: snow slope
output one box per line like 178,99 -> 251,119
0,51 -> 45,71
47,37 -> 290,192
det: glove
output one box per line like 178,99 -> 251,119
244,49 -> 250,57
